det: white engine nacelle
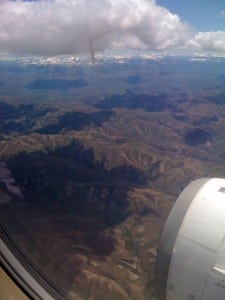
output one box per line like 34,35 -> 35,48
155,178 -> 225,300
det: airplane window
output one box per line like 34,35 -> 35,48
0,1 -> 225,300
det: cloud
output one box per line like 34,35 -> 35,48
186,31 -> 225,53
0,0 -> 190,56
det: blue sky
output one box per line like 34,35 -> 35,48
157,0 -> 225,31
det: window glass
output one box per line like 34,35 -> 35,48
0,1 -> 224,299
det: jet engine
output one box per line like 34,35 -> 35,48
155,178 -> 225,300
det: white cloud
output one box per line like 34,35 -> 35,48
0,0 -> 190,56
186,31 -> 225,54
2,0 -> 225,57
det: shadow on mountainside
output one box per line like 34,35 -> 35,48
0,101 -> 53,134
95,92 -> 173,112
35,110 -> 115,134
0,100 -> 115,135
0,138 -> 148,297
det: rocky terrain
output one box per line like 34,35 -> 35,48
1,57 -> 225,299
